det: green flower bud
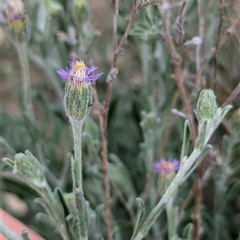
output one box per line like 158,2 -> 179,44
13,150 -> 46,190
57,60 -> 103,121
72,0 -> 90,26
2,0 -> 31,45
45,0 -> 63,16
195,89 -> 218,121
150,0 -> 162,6
64,81 -> 92,121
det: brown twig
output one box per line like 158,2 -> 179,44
193,159 -> 205,240
193,13 -> 240,240
158,91 -> 180,159
99,2 -> 119,239
110,180 -> 136,228
213,0 -> 225,90
221,82 -> 240,108
196,14 -> 240,87
137,0 -> 151,10
193,0 -> 207,239
159,1 -> 197,142
196,0 -> 205,72
97,1 -> 150,239
177,0 -> 187,48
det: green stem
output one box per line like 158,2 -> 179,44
70,118 -> 89,239
75,188 -> 89,240
166,198 -> 178,240
213,158 -> 229,240
70,118 -> 85,190
27,49 -> 64,100
132,149 -> 201,240
0,220 -> 22,240
41,184 -> 68,240
16,43 -> 34,120
21,229 -> 32,240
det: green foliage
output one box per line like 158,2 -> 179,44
1,0 -> 240,239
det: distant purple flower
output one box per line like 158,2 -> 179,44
154,158 -> 180,177
57,59 -> 103,85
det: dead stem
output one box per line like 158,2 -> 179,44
177,0 -> 187,48
159,1 -> 197,142
221,82 -> 240,108
158,91 -> 180,159
193,0 -> 206,238
110,180 -> 136,228
213,0 -> 225,90
194,13 -> 240,240
97,1 -> 150,239
196,0 -> 205,72
196,15 -> 240,87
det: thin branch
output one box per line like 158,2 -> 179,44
110,180 -> 136,228
221,82 -> 240,108
213,0 -> 225,90
158,91 -> 180,159
138,1 -> 151,10
177,0 -> 187,48
159,2 -> 197,142
196,14 -> 240,86
193,0 -> 206,238
141,91 -> 179,202
193,160 -> 205,240
97,1 -> 149,239
225,9 -> 240,44
196,0 -> 205,72
171,108 -> 187,119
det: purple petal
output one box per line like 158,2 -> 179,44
56,68 -> 69,80
84,72 -> 103,82
87,66 -> 98,75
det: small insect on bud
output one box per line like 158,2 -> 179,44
2,0 -> 31,44
57,59 -> 103,121
195,89 -> 219,122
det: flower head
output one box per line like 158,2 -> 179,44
1,0 -> 31,44
57,60 -> 103,121
195,89 -> 219,122
154,158 -> 180,177
57,59 -> 103,86
2,0 -> 26,25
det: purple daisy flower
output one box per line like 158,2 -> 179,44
154,158 -> 180,177
1,0 -> 26,25
57,59 -> 103,85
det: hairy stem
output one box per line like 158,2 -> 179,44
16,44 -> 34,120
70,118 -> 84,190
0,220 -> 22,240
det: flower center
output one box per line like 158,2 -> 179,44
161,162 -> 175,175
70,60 -> 86,84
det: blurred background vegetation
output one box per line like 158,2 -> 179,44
1,0 -> 240,239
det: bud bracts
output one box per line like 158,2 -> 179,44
64,81 -> 92,121
2,0 -> 31,44
57,59 -> 103,121
196,89 -> 218,121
